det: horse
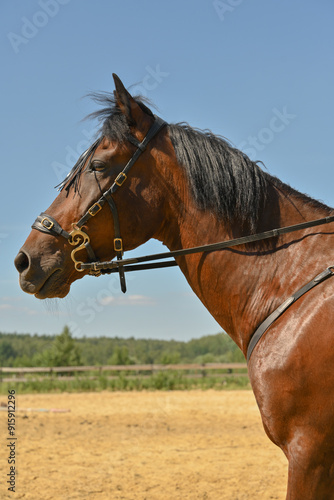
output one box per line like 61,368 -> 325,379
14,74 -> 334,499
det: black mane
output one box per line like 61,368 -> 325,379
168,123 -> 332,232
168,123 -> 271,232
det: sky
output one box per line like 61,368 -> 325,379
1,0 -> 334,341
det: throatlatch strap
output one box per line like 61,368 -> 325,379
104,191 -> 126,293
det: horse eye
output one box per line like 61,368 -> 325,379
90,161 -> 107,172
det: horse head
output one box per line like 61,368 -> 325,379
14,75 -> 172,298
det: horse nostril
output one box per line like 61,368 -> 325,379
14,251 -> 30,274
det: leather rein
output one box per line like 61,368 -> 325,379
31,114 -> 334,360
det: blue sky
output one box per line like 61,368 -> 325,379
1,0 -> 333,341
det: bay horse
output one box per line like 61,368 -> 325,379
15,74 -> 334,498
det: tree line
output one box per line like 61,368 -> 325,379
0,326 -> 245,367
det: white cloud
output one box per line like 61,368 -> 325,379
0,300 -> 38,316
99,294 -> 155,307
0,303 -> 11,310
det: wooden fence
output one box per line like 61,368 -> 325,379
0,363 -> 248,383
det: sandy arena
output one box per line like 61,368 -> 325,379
0,390 -> 288,499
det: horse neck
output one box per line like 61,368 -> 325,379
155,170 -> 333,356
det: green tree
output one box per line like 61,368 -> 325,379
37,326 -> 82,367
0,340 -> 17,365
160,351 -> 181,365
109,346 -> 132,365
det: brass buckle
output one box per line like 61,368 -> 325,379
88,202 -> 102,217
115,172 -> 127,187
41,217 -> 54,230
89,263 -> 101,277
114,238 -> 123,253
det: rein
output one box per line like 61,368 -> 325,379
31,114 -> 334,360
80,214 -> 334,273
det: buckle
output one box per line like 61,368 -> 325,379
115,172 -> 127,187
41,217 -> 54,230
114,238 -> 123,253
88,263 -> 101,277
88,203 -> 102,217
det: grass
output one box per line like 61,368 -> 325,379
0,371 -> 251,394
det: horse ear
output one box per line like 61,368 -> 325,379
112,73 -> 151,128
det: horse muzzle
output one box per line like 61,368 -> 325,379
14,247 -> 70,299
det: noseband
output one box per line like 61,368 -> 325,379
32,115 -> 167,293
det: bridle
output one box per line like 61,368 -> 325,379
32,115 -> 167,293
31,113 -> 334,361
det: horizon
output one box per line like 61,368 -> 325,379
0,328 -> 224,343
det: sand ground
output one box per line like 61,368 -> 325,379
0,390 -> 287,499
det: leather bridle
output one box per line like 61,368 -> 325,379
31,113 -> 334,361
32,115 -> 167,293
